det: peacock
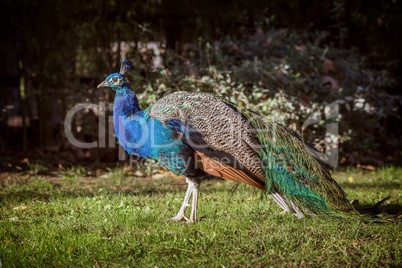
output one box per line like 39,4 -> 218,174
97,59 -> 363,222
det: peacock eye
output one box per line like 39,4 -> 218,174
112,77 -> 118,82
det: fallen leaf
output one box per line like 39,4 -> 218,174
152,174 -> 165,179
133,170 -> 145,177
202,196 -> 213,201
356,164 -> 376,170
13,205 -> 28,211
347,177 -> 354,183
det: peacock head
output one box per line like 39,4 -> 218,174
97,59 -> 134,91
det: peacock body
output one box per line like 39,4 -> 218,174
98,60 -> 360,222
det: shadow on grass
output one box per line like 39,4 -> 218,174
339,181 -> 402,217
0,185 -> 182,204
0,175 -> 246,205
340,181 -> 401,190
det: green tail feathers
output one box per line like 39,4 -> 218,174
242,109 -> 357,217
217,96 -> 397,221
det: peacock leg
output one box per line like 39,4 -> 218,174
171,177 -> 200,222
188,179 -> 200,222
171,178 -> 193,222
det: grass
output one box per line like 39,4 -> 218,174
0,166 -> 401,267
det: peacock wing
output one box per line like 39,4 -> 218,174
148,91 -> 266,190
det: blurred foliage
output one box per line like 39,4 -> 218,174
0,0 -> 401,164
131,30 -> 399,164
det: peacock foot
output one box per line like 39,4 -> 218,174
170,205 -> 191,222
170,214 -> 191,223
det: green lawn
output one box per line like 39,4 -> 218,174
0,166 -> 401,267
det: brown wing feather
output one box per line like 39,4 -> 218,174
195,151 -> 266,191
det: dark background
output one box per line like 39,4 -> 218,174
0,0 -> 401,170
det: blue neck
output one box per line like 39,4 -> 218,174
113,86 -> 141,117
111,86 -> 195,175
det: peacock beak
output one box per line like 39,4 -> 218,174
97,80 -> 109,88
